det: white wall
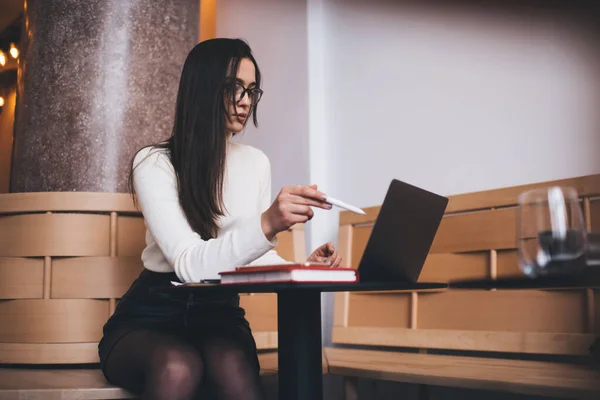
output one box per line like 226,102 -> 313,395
320,0 -> 600,214
217,0 -> 310,203
314,2 -> 600,398
216,1 -> 600,398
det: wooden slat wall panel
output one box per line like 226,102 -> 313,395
116,216 -> 146,257
0,258 -> 44,299
339,208 -> 379,227
418,290 -> 586,333
347,293 -> 411,328
334,175 -> 600,360
419,253 -> 489,282
253,332 -> 278,350
591,199 -> 600,232
51,256 -> 143,299
0,214 -> 110,257
497,250 -> 523,278
291,227 -> 307,263
274,230 -> 295,262
239,294 -> 277,332
338,175 -> 600,225
0,192 -> 138,213
331,327 -> 596,356
431,208 -> 516,253
0,299 -> 108,343
445,174 -> 600,213
333,293 -> 349,327
0,343 -> 100,364
350,226 -> 372,269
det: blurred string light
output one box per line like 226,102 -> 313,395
9,43 -> 18,59
0,96 -> 4,115
0,43 -> 19,68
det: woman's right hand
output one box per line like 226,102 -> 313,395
261,185 -> 332,241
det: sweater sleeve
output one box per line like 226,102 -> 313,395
246,155 -> 294,266
133,148 -> 277,283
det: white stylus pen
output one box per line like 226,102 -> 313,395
324,196 -> 366,215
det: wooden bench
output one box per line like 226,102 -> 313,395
325,174 -> 600,399
0,353 -> 279,400
0,192 -> 305,399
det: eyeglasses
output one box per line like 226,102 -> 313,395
225,82 -> 263,105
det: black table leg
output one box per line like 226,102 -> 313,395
277,290 -> 322,400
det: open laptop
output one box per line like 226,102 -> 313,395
355,179 -> 448,283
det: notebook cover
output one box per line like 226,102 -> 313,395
220,263 -> 356,275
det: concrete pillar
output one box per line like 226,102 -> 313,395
11,0 -> 199,192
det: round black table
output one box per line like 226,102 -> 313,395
162,281 -> 447,400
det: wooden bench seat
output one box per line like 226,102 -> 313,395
326,174 -> 600,399
325,347 -> 600,399
0,353 -> 279,400
0,192 -> 309,398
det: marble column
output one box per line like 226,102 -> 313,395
10,0 -> 199,192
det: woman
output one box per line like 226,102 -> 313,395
98,38 -> 342,400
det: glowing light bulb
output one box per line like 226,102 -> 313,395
9,44 -> 18,59
0,51 -> 5,66
0,97 -> 5,107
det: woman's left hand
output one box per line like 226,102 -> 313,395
307,242 -> 343,268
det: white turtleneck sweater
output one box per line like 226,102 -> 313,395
132,141 -> 288,283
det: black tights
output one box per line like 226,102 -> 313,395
103,330 -> 266,400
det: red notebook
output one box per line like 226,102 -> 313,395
219,262 -> 358,285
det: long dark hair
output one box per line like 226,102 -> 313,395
129,38 -> 262,240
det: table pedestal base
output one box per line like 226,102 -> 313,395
277,290 -> 323,400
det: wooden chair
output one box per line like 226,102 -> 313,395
0,192 -> 304,399
325,174 -> 600,399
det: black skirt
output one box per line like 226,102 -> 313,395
98,269 -> 260,377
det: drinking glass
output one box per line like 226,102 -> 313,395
517,186 -> 587,278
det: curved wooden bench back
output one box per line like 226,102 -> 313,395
333,174 -> 600,357
0,192 -> 305,364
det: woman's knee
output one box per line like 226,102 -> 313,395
151,346 -> 204,394
206,345 -> 264,399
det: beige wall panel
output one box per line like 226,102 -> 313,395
0,214 -> 110,257
240,294 -> 277,332
0,299 -> 108,343
0,342 -> 100,364
431,208 -> 516,254
51,256 -> 143,299
418,290 -> 586,333
419,253 -> 489,282
116,216 -> 147,257
0,257 -> 44,299
347,293 -> 411,328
